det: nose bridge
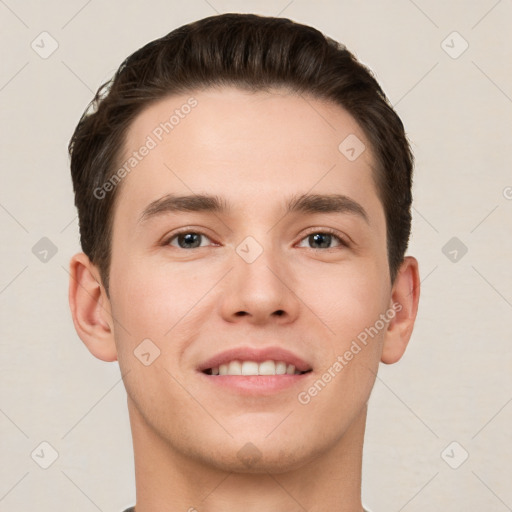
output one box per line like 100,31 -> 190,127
220,232 -> 299,323
236,235 -> 280,288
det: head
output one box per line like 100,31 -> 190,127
70,13 -> 413,296
68,13 -> 419,474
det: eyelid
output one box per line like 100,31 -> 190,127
297,227 -> 351,248
162,227 -> 218,247
161,226 -> 351,249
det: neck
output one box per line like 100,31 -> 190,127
128,397 -> 367,512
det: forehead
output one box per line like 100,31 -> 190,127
114,86 -> 382,227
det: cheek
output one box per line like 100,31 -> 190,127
108,258 -> 203,424
108,218 -> 186,337
108,254 -> 223,349
108,254 -> 182,357
297,256 -> 389,338
295,268 -> 387,422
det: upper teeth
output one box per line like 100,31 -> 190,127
210,360 -> 301,376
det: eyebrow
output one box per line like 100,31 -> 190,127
138,192 -> 370,225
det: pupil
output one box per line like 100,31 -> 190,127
310,233 -> 331,249
179,233 -> 200,248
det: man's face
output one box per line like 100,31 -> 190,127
107,86 -> 393,471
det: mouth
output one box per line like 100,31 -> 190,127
197,346 -> 313,375
202,360 -> 313,376
196,346 -> 313,394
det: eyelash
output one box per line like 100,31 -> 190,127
299,228 -> 350,249
162,227 -> 350,250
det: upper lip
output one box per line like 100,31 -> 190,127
197,346 -> 313,373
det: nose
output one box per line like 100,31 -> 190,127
218,241 -> 301,326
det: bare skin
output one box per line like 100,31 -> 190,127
69,86 -> 420,512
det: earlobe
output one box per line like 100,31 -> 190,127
381,256 -> 420,364
68,252 -> 118,362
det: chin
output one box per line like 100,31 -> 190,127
210,451 -> 312,475
189,437 -> 321,475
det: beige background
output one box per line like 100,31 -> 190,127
1,1 -> 511,511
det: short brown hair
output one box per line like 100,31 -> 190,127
69,13 -> 414,295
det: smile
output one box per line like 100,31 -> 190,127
202,359 -> 312,376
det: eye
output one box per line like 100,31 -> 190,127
165,231 -> 214,249
163,229 -> 348,250
297,230 -> 348,250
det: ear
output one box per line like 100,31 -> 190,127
381,256 -> 420,364
68,252 -> 118,362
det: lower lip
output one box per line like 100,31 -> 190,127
197,371 -> 312,395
